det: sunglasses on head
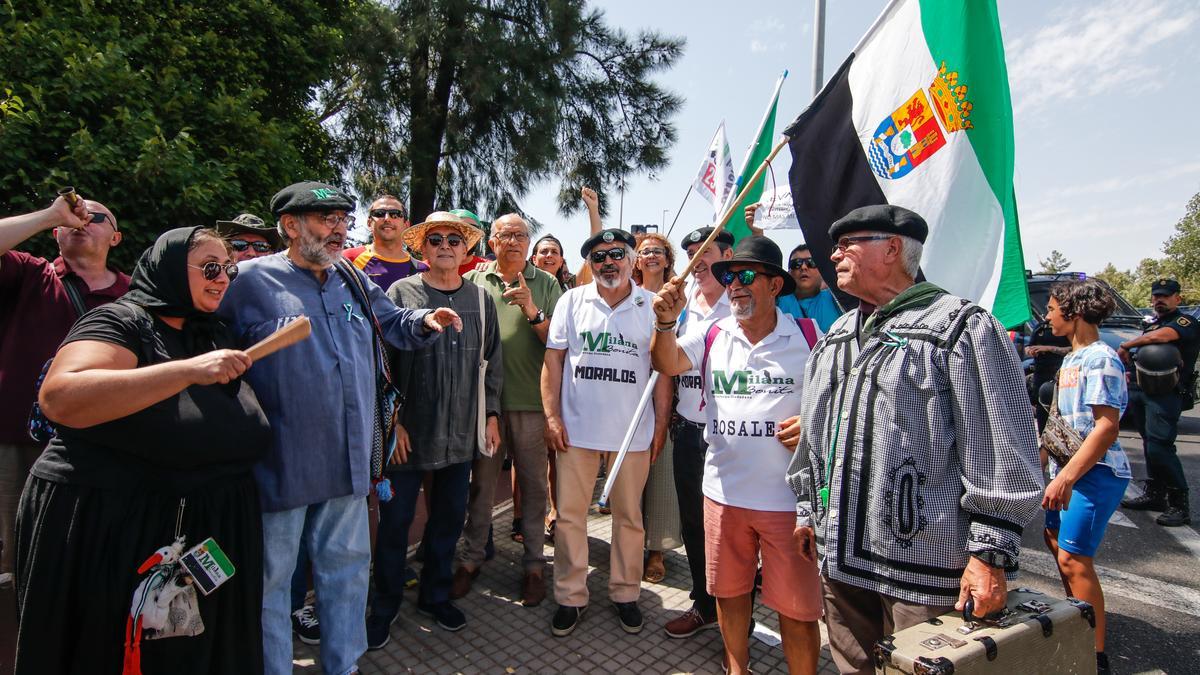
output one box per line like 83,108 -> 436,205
189,261 -> 238,281
789,257 -> 817,270
589,248 -> 627,264
718,268 -> 769,287
229,239 -> 274,253
370,209 -> 406,220
426,233 -> 465,248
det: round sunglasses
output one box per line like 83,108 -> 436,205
426,233 -> 465,248
188,261 -> 239,281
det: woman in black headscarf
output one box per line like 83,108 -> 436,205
14,227 -> 270,674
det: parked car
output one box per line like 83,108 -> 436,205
1012,272 -> 1145,360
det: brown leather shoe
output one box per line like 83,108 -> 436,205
521,570 -> 546,607
450,566 -> 480,600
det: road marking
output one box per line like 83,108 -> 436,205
1021,548 -> 1200,618
1108,510 -> 1139,529
1163,523 -> 1200,561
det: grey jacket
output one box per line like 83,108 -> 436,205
785,290 -> 1042,606
386,276 -> 503,471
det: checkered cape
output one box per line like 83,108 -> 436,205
785,293 -> 1043,606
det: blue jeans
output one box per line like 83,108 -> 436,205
372,461 -> 472,616
291,521 -> 312,611
263,493 -> 369,675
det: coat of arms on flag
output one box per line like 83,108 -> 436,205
868,63 -> 974,181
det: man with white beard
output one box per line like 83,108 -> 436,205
218,181 -> 462,675
542,227 -> 672,637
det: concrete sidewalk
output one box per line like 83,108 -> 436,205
294,487 -> 838,674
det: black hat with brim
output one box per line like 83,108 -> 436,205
829,204 -> 928,243
1151,278 -> 1181,296
710,235 -> 796,297
580,228 -> 637,258
681,226 -> 735,250
270,181 -> 355,217
215,213 -> 283,250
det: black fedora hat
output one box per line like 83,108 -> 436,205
710,235 -> 795,297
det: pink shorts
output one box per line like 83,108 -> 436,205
704,497 -> 823,621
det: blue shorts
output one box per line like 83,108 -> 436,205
1045,464 -> 1129,557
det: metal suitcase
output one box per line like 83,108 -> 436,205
873,588 -> 1096,674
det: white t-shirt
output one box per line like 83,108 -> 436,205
675,287 -> 731,423
679,310 -> 819,512
546,282 -> 658,452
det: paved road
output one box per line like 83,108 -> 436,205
1015,409 -> 1200,675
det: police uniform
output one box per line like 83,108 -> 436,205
1124,278 -> 1197,526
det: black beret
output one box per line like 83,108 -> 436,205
681,226 -> 734,249
828,204 -> 928,244
580,228 -> 637,258
1151,278 -> 1181,296
270,181 -> 355,217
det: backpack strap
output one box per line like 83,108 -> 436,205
698,321 -> 723,411
796,317 -> 819,350
62,276 -> 88,319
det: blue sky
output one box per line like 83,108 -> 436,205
514,0 -> 1200,277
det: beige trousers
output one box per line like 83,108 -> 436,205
553,446 -> 650,607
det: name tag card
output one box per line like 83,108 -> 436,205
180,537 -> 236,595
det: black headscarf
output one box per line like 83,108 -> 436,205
120,226 -> 225,354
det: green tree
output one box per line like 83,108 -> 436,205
0,0 -> 352,269
1038,249 -> 1072,274
1093,262 -> 1137,302
1162,191 -> 1200,289
322,0 -> 684,222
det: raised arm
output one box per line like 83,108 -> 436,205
650,276 -> 694,376
574,187 -> 603,286
0,194 -> 88,256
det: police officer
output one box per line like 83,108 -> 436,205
1118,278 -> 1197,526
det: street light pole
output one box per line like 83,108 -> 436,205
812,0 -> 826,98
661,209 -> 668,230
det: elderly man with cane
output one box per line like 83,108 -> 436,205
651,235 -> 824,675
783,205 -> 1043,675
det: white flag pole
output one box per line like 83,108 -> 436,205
598,135 -> 791,508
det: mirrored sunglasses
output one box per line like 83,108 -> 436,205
189,261 -> 239,281
589,248 -> 627,264
229,239 -> 274,253
718,269 -> 763,287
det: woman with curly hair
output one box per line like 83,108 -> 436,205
1041,278 -> 1131,675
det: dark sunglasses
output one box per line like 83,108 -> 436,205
426,233 -> 465,248
789,258 -> 818,270
370,209 -> 407,220
87,212 -> 118,231
589,248 -> 627,264
229,239 -> 274,253
718,268 -> 767,287
188,261 -> 239,281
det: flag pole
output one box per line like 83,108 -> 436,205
812,0 -> 826,98
663,181 -> 694,239
599,136 -> 791,507
716,70 -> 788,224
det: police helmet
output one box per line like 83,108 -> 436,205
1135,343 -> 1183,395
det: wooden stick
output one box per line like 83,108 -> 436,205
676,137 -> 790,281
246,316 -> 312,362
599,136 -> 791,508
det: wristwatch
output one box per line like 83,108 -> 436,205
527,309 -> 546,325
972,550 -> 1017,571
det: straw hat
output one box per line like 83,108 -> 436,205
401,211 -> 485,252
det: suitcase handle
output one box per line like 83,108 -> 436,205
962,598 -> 1007,624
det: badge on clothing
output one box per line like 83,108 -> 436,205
180,537 -> 237,595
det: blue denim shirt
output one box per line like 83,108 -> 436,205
218,253 -> 437,512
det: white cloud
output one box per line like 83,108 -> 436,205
1052,161 -> 1200,199
1006,0 -> 1197,114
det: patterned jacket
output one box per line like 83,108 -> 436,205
785,287 -> 1043,606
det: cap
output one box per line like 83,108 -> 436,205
681,226 -> 735,249
580,228 -> 637,258
1151,278 -> 1181,296
829,204 -> 928,243
270,181 -> 355,217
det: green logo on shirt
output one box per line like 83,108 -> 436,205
579,331 -> 639,355
712,369 -> 795,397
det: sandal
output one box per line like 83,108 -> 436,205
642,550 -> 666,583
511,517 -> 524,543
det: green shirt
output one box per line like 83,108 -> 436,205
465,261 -> 563,411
